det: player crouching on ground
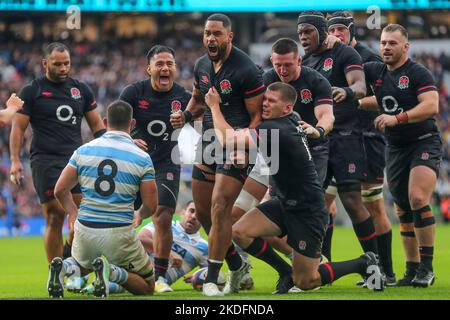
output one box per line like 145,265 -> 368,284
47,101 -> 157,298
205,82 -> 385,293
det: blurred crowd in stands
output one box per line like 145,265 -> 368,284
1,35 -> 450,222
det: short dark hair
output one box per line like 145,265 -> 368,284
185,200 -> 194,208
206,13 -> 232,29
382,24 -> 408,40
272,38 -> 299,55
146,45 -> 175,64
107,100 -> 133,130
44,42 -> 69,57
267,82 -> 297,105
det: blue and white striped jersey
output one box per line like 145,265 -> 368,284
144,221 -> 208,285
68,130 -> 155,225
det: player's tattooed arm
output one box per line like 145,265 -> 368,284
205,87 -> 255,149
244,92 -> 264,129
170,86 -> 205,128
9,113 -> 29,186
54,166 -> 79,234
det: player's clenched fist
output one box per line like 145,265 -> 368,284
6,93 -> 24,111
205,87 -> 221,109
170,110 -> 185,129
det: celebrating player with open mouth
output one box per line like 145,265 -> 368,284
170,13 -> 265,297
120,45 -> 191,293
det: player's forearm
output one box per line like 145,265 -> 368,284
315,107 -> 334,135
9,125 -> 24,162
358,96 -> 379,112
186,96 -> 206,120
316,117 -> 334,135
54,189 -> 78,218
349,80 -> 367,100
0,108 -> 18,125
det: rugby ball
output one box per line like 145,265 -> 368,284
191,267 -> 226,291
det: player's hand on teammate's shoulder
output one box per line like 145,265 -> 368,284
324,34 -> 342,49
169,251 -> 183,268
170,110 -> 185,129
332,86 -> 348,103
133,139 -> 148,151
205,87 -> 221,109
374,114 -> 398,132
300,120 -> 321,138
6,93 -> 24,112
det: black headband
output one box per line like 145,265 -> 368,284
327,15 -> 355,42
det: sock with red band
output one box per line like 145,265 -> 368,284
353,218 -> 378,254
154,258 -> 169,279
244,237 -> 291,276
225,244 -> 243,271
318,258 -> 366,285
419,246 -> 434,271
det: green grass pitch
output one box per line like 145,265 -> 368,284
1,224 -> 449,300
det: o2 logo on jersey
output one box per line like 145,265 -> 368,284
381,96 -> 403,114
219,79 -> 233,94
171,100 -> 182,114
56,105 -> 77,124
147,120 -> 169,141
323,58 -> 333,72
398,76 -> 409,89
300,89 -> 313,104
70,87 -> 81,100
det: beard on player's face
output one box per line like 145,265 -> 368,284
207,42 -> 228,62
47,68 -> 69,83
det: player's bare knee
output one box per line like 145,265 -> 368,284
45,212 -> 65,228
232,224 -> 251,246
409,193 -> 429,211
211,198 -> 232,219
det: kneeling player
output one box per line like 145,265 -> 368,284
206,82 -> 385,293
47,101 -> 157,298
